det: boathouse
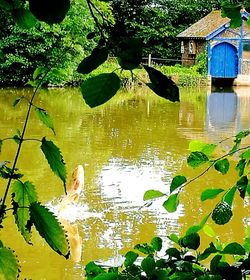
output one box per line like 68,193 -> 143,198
177,10 -> 250,85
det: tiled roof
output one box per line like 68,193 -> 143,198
177,10 -> 229,39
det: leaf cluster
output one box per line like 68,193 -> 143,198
85,234 -> 250,280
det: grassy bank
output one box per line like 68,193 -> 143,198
81,58 -> 208,89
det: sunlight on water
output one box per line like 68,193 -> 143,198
0,86 -> 249,279
98,157 -> 171,205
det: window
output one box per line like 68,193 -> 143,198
181,41 -> 184,54
188,40 -> 196,54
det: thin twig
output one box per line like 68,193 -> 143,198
181,144 -> 250,191
86,0 -> 106,41
0,43 -> 74,211
139,143 -> 250,210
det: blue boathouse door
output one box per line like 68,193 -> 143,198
210,42 -> 238,78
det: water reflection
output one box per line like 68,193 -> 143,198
206,86 -> 250,141
0,86 -> 249,279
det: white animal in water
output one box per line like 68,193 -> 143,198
58,164 -> 85,211
57,165 -> 85,262
49,165 -> 102,262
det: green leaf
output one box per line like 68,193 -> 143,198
12,181 -> 37,243
199,214 -> 211,228
170,175 -> 187,193
80,73 -> 120,108
124,251 -> 138,267
163,194 -> 179,213
186,225 -> 202,235
144,65 -> 179,102
33,66 -> 47,80
198,242 -> 218,261
77,47 -> 108,74
30,202 -> 69,258
222,242 -> 245,255
223,186 -> 237,207
29,0 -> 70,24
189,140 -> 217,157
134,243 -> 154,255
240,148 -> 250,159
12,8 -> 37,29
85,261 -> 105,276
141,256 -> 156,276
0,245 -> 19,280
143,190 -> 165,201
247,226 -> 250,238
186,214 -> 211,236
167,233 -> 179,244
180,232 -> 200,250
236,159 -> 246,176
212,202 -> 232,225
235,129 -> 250,140
200,188 -> 224,202
230,129 -> 250,153
40,137 -> 66,187
189,140 -> 207,152
117,38 -> 142,70
243,238 -> 250,253
203,225 -> 216,237
236,176 -> 248,199
150,237 -> 162,251
210,254 -> 222,273
166,247 -> 181,259
35,108 -> 55,135
187,151 -> 209,168
0,140 -> 2,153
214,159 -> 230,175
247,181 -> 250,196
12,181 -> 37,204
202,144 -> 217,157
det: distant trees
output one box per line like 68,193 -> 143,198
0,0 -> 222,85
0,0 -> 95,86
110,0 -> 221,59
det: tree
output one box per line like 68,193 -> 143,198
109,0 -> 221,59
0,0 -> 95,85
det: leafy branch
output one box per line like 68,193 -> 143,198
182,144 -> 250,191
1,66 -> 53,212
143,130 -> 250,225
86,0 -> 107,41
0,41 -> 70,278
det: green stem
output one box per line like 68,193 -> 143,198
1,69 -> 51,211
181,144 -> 250,191
86,0 -> 106,41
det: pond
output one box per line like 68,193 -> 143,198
0,85 -> 249,279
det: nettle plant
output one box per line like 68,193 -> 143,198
0,70 -> 70,279
85,131 -> 250,280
